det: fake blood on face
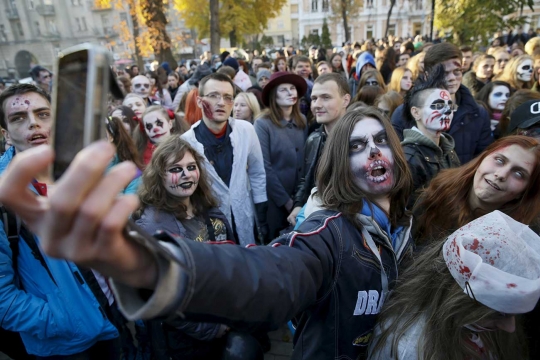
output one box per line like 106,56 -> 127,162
202,100 -> 214,120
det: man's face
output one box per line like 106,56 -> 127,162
476,58 -> 495,80
197,79 -> 234,124
38,71 -> 52,88
131,66 -> 139,76
179,66 -> 188,75
294,61 -> 311,79
412,89 -> 454,133
2,92 -> 52,153
311,81 -> 350,127
131,75 -> 151,98
397,54 -> 410,67
441,58 -> 463,95
258,76 -> 269,88
252,59 -> 262,73
349,118 -> 394,196
462,51 -> 473,71
317,63 -> 330,75
494,51 -> 511,75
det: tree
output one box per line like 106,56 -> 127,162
260,35 -> 274,48
174,0 -> 286,51
321,18 -> 333,49
330,0 -> 363,42
307,33 -> 322,47
434,0 -> 534,45
385,0 -> 396,38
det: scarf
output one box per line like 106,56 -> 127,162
360,199 -> 403,249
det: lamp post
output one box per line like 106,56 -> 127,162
430,0 -> 435,41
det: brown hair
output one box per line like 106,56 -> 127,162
0,84 -> 50,129
117,76 -> 131,95
413,136 -> 540,243
474,80 -> 513,119
217,65 -> 236,80
314,72 -> 351,96
370,241 -> 525,360
109,105 -> 139,133
293,55 -> 311,70
135,136 -> 218,220
471,54 -> 495,73
353,86 -> 385,106
258,86 -> 306,129
198,72 -> 236,97
424,43 -> 462,71
105,116 -> 143,170
316,106 -> 412,227
375,90 -> 403,118
500,89 -> 540,135
274,56 -> 288,72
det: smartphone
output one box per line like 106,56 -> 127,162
50,44 -> 112,180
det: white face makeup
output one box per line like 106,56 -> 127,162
123,97 -> 147,118
349,118 -> 394,196
131,75 -> 151,97
517,59 -> 533,82
143,111 -> 172,144
275,83 -> 298,107
365,76 -> 379,87
488,85 -> 511,111
164,152 -> 200,199
414,89 -> 454,132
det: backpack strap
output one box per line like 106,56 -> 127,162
1,206 -> 20,275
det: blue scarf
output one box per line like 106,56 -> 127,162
360,199 -> 403,249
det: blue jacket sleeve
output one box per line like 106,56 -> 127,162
474,105 -> 494,157
0,228 -> 60,339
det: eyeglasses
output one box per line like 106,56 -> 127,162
134,83 -> 150,89
366,80 -> 379,86
420,103 -> 459,112
202,93 -> 235,104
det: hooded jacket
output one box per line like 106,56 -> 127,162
349,52 -> 376,96
401,129 -> 461,207
0,147 -> 118,356
391,85 -> 493,164
113,206 -> 413,360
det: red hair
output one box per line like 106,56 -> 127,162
413,135 -> 540,243
184,88 -> 203,125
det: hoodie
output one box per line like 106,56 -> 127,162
349,52 -> 376,96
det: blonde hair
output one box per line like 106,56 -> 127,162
496,54 -> 534,89
406,52 -> 425,81
525,37 -> 540,55
388,67 -> 412,95
234,92 -> 261,122
123,93 -> 145,105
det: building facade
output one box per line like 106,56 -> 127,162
0,0 -> 192,79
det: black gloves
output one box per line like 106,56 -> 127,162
254,201 -> 270,245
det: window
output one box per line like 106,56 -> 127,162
119,12 -> 128,24
366,25 -> 373,39
101,14 -> 110,27
81,17 -> 87,31
366,0 -> 374,8
388,24 -> 396,36
322,0 -> 329,11
414,0 -> 422,10
311,0 -> 318,12
277,35 -> 285,46
0,25 -> 7,42
75,18 -> 81,31
311,29 -> 319,36
291,4 -> 298,13
34,20 -> 41,35
16,21 -> 24,37
413,22 -> 422,36
48,20 -> 57,34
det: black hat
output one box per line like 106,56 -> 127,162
261,71 -> 307,106
508,100 -> 540,133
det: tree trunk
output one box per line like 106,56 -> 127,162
141,0 -> 177,66
229,28 -> 237,48
385,0 -> 395,38
341,0 -> 349,41
210,0 -> 220,54
128,2 -> 144,70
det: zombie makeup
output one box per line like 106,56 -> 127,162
365,77 -> 379,87
488,85 -> 510,111
415,89 -> 455,132
131,75 -> 151,97
198,79 -> 234,123
164,152 -> 200,199
349,118 -> 394,196
276,83 -> 298,107
517,59 -> 533,82
143,111 -> 172,144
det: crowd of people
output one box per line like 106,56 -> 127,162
2,32 -> 540,360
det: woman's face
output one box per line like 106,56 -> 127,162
275,83 -> 298,107
111,109 -> 131,133
332,55 -> 342,69
400,70 -> 413,92
277,59 -> 287,72
349,118 -> 394,197
143,111 -> 172,144
472,145 -> 535,210
476,59 -> 495,80
163,151 -> 200,199
123,97 -> 146,118
488,85 -> 510,111
168,75 -> 179,89
365,76 -> 379,87
233,97 -> 253,121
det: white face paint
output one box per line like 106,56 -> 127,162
275,83 -> 298,107
415,89 -> 454,132
349,118 -> 394,196
488,85 -> 510,111
163,152 -> 200,199
517,59 -> 533,82
143,111 -> 172,144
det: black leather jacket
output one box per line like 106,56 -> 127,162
156,209 -> 413,360
293,127 -> 327,208
402,129 -> 461,208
